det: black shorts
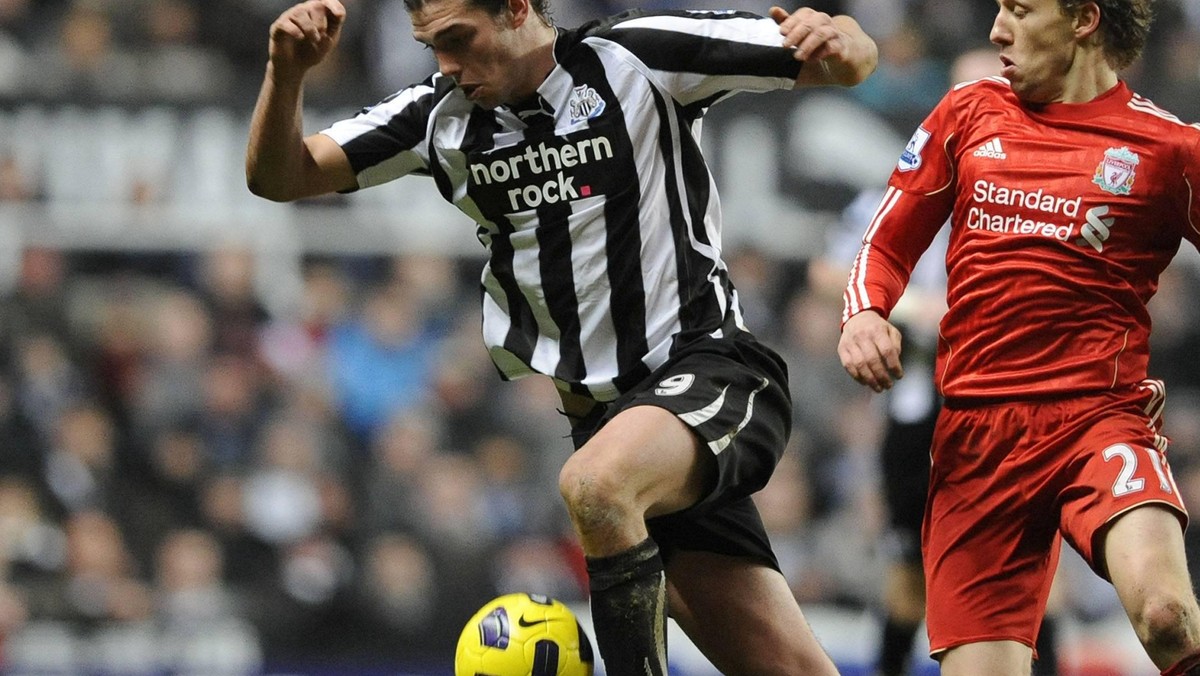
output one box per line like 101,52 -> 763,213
880,406 -> 937,565
569,333 -> 791,571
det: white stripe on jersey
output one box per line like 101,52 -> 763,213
845,186 -> 902,319
864,185 -> 901,242
844,246 -> 868,320
1129,96 -> 1200,131
728,287 -> 747,333
1138,378 -> 1166,431
951,75 -> 1008,92
1186,176 -> 1199,239
508,228 -> 559,370
586,40 -> 692,380
481,290 -> 532,377
592,15 -> 796,105
566,196 -> 621,401
1128,96 -> 1186,125
322,83 -> 438,187
612,14 -> 782,47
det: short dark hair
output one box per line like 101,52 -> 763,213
1060,0 -> 1153,69
404,0 -> 551,20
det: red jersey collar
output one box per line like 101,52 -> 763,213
1021,80 -> 1131,121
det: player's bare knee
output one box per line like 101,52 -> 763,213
558,454 -> 633,534
1133,594 -> 1200,654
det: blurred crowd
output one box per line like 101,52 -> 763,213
1,0 -> 1199,116
2,0 -> 1200,673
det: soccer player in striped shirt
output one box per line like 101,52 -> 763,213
838,0 -> 1200,674
246,0 -> 877,673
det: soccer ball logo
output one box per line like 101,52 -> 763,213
455,593 -> 595,676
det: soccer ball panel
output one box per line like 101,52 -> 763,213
454,593 -> 594,676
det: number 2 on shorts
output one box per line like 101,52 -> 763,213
1102,443 -> 1173,496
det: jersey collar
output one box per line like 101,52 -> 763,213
1022,80 -> 1132,121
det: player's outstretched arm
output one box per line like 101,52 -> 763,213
246,0 -> 356,202
838,310 -> 904,393
770,6 -> 878,87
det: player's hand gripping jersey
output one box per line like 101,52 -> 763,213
320,10 -> 805,402
844,77 -> 1200,400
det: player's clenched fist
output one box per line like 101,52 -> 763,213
269,0 -> 346,78
769,5 -> 877,86
838,310 -> 904,393
771,7 -> 839,60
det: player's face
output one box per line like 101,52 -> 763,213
411,0 -> 529,109
989,0 -> 1080,103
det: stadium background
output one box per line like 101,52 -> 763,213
1,0 -> 1200,673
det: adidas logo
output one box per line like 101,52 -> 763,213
973,138 -> 1007,159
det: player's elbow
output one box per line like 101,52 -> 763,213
245,166 -> 301,203
246,178 -> 291,203
248,137 -> 354,202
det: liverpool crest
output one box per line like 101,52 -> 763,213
1092,146 -> 1139,195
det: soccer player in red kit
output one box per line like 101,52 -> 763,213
838,0 -> 1200,674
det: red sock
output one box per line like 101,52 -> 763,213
1163,649 -> 1200,676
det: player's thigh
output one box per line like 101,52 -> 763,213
939,641 -> 1032,676
1103,504 -> 1197,620
924,404 -> 1061,654
665,550 -> 837,676
566,404 -> 714,518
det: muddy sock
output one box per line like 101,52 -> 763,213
586,538 -> 668,676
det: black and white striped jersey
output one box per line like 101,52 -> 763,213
321,9 -> 803,402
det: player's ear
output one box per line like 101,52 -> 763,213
1072,1 -> 1102,41
505,0 -> 530,28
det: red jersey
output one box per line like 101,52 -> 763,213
843,78 -> 1200,400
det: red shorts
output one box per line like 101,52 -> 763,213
924,380 -> 1188,657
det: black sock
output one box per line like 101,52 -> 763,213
586,538 -> 668,676
1033,615 -> 1059,676
877,616 -> 920,676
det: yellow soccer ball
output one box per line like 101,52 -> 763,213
454,593 -> 595,676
